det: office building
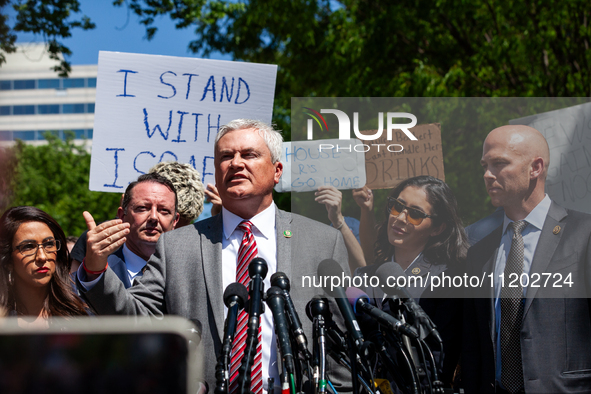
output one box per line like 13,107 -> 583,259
0,43 -> 96,147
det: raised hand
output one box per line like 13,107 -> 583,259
83,211 -> 129,276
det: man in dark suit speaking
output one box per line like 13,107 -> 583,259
78,119 -> 350,393
462,125 -> 591,393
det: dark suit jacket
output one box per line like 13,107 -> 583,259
107,247 -> 133,289
462,202 -> 591,393
80,208 -> 351,389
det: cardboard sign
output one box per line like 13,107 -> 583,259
89,51 -> 277,191
364,123 -> 445,189
276,139 -> 367,193
511,102 -> 591,213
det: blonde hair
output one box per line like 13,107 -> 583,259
149,162 -> 205,223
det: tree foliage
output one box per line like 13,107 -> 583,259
4,134 -> 121,236
3,1 -> 591,224
1,0 -> 95,75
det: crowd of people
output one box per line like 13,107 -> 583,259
1,118 -> 590,394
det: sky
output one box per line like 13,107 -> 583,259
7,0 -> 231,65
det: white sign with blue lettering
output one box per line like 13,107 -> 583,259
89,51 -> 277,191
276,139 -> 367,193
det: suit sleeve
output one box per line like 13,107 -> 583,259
79,237 -> 168,317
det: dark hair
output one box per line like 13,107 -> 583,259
374,176 -> 468,266
121,173 -> 178,214
0,206 -> 88,316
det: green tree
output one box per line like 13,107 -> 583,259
116,0 -> 591,223
1,0 -> 95,75
6,133 -> 121,236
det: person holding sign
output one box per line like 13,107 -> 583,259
462,125 -> 591,394
77,119 -> 351,393
315,185 -> 366,272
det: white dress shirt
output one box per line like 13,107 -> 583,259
221,203 -> 280,393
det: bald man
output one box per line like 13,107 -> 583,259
462,126 -> 591,393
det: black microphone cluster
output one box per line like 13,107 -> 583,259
215,258 -> 450,394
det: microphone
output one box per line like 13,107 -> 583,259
237,257 -> 268,394
317,259 -> 365,349
306,295 -> 331,394
271,272 -> 313,361
375,263 -> 442,343
216,283 -> 249,394
346,287 -> 418,338
266,286 -> 296,376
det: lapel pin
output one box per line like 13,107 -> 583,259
283,230 -> 292,238
553,225 -> 561,235
411,267 -> 421,275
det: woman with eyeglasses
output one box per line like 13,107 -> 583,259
355,175 -> 468,390
0,206 -> 89,326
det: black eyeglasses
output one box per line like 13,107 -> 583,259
387,197 -> 434,225
14,240 -> 61,257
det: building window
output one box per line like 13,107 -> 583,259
0,81 -> 11,90
13,80 -> 36,90
63,78 -> 85,89
37,104 -> 60,114
13,131 -> 36,140
88,78 -> 97,88
62,104 -> 85,113
38,79 -> 61,89
0,106 -> 10,116
13,105 -> 35,115
87,103 -> 95,113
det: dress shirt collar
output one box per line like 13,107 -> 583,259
502,194 -> 551,234
122,243 -> 148,273
222,203 -> 276,240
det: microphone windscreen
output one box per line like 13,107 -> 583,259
345,287 -> 370,315
317,259 -> 344,278
375,262 -> 406,296
266,286 -> 283,298
248,257 -> 269,279
306,295 -> 329,321
270,271 -> 290,291
223,282 -> 249,308
317,259 -> 345,297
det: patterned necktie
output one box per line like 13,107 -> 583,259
500,220 -> 528,393
229,221 -> 263,394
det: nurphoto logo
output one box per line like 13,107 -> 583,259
304,109 -> 419,153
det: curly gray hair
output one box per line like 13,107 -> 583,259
148,162 -> 205,224
214,119 -> 283,163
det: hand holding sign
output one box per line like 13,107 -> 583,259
83,211 -> 129,278
315,186 -> 345,228
352,186 -> 374,212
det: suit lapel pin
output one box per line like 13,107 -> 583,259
553,225 -> 561,235
283,230 -> 292,238
411,267 -> 421,275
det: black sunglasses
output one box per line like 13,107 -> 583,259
387,197 -> 434,225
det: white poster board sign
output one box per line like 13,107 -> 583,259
90,51 -> 277,191
276,139 -> 366,193
511,102 -> 591,213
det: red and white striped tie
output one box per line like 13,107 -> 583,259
229,221 -> 263,394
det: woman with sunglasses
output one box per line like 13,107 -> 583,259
355,175 -> 468,389
0,206 -> 89,326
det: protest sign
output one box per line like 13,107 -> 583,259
511,102 -> 591,213
89,51 -> 277,191
364,123 -> 444,189
276,139 -> 366,193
